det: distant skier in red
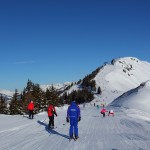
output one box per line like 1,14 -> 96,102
27,100 -> 34,119
100,107 -> 107,117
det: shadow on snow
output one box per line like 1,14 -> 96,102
37,120 -> 69,139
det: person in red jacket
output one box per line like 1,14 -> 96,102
27,100 -> 34,119
47,104 -> 57,129
100,107 -> 107,117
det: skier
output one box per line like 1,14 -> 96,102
66,101 -> 81,140
27,100 -> 34,119
108,109 -> 114,117
100,107 -> 107,117
96,105 -> 99,109
47,103 -> 57,129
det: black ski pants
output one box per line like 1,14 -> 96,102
29,110 -> 34,119
49,116 -> 54,127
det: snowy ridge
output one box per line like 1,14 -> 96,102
94,57 -> 150,104
63,57 -> 150,106
40,82 -> 71,92
110,80 -> 150,114
0,90 -> 14,97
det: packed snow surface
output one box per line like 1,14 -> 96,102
0,104 -> 150,150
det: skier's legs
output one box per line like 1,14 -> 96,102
52,115 -> 54,127
102,112 -> 105,117
49,116 -> 53,128
29,110 -> 31,119
69,118 -> 74,137
74,119 -> 78,137
31,110 -> 34,119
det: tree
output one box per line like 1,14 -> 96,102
9,89 -> 22,115
97,86 -> 102,94
25,79 -> 33,92
46,85 -> 60,106
0,95 -> 8,114
32,83 -> 45,113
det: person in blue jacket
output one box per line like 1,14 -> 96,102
66,101 -> 81,139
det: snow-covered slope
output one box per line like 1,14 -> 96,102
94,57 -> 150,104
0,103 -> 150,150
110,80 -> 150,114
65,57 -> 150,106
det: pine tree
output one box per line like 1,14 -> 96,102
26,79 -> 33,92
9,89 -> 22,115
0,95 -> 8,114
46,85 -> 60,106
97,86 -> 102,94
32,83 -> 45,113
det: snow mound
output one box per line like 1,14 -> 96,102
110,80 -> 150,114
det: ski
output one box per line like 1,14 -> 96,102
74,137 -> 79,141
69,138 -> 75,142
47,126 -> 57,130
69,137 -> 79,141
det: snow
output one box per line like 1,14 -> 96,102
1,83 -> 150,150
110,80 -> 150,114
93,57 -> 150,104
0,90 -> 14,97
0,105 -> 150,150
1,57 -> 150,149
40,82 -> 71,92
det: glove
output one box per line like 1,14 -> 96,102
78,117 -> 81,122
66,117 -> 69,123
55,113 -> 57,117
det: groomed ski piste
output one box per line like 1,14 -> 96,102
1,81 -> 150,150
0,105 -> 150,150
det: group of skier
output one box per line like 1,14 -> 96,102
27,100 -> 81,140
100,105 -> 114,117
27,99 -> 114,140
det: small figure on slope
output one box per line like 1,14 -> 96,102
66,101 -> 81,140
100,107 -> 107,117
47,103 -> 57,129
108,109 -> 114,117
27,100 -> 34,119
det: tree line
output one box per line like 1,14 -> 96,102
0,78 -> 102,115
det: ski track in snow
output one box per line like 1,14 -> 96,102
0,106 -> 150,150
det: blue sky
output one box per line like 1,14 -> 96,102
0,0 -> 150,90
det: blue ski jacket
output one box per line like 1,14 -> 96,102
67,101 -> 81,120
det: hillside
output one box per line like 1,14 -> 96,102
110,80 -> 150,114
64,57 -> 150,105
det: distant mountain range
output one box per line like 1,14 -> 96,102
0,90 -> 14,100
1,57 -> 150,105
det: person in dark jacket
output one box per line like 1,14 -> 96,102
66,101 -> 81,139
47,104 -> 57,129
27,100 -> 34,119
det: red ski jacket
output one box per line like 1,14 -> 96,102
100,108 -> 107,113
47,105 -> 57,116
27,102 -> 34,111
